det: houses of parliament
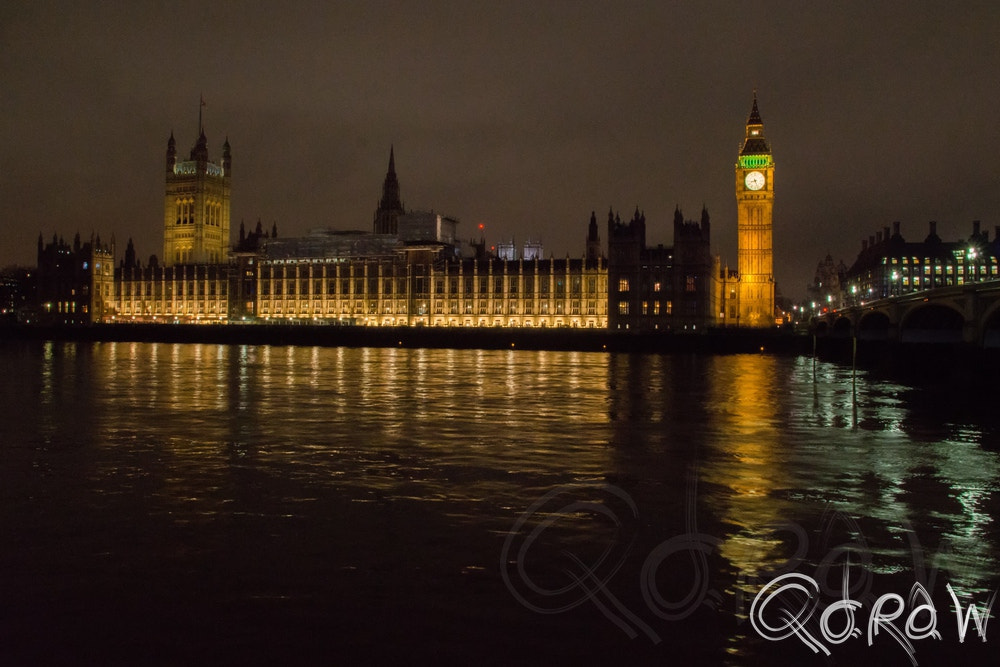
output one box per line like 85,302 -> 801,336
34,97 -> 778,330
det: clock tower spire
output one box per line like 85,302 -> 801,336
735,91 -> 775,327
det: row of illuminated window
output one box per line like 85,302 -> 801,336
891,265 -> 998,276
173,199 -> 224,226
253,312 -> 606,328
881,256 -> 999,265
615,278 -> 665,292
119,303 -> 224,315
617,300 -> 673,316
257,301 -> 598,316
172,249 -> 226,264
44,301 -> 78,313
116,282 -> 603,311
115,276 -> 608,298
119,281 -> 228,297
891,275 -> 988,287
257,276 -> 601,297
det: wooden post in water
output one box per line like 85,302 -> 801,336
812,333 -> 817,379
852,335 -> 858,428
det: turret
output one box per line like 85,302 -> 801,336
124,237 -> 137,269
190,130 -> 208,162
166,132 -> 176,173
631,207 -> 646,247
586,211 -> 601,261
222,137 -> 232,176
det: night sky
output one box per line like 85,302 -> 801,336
3,1 -> 998,299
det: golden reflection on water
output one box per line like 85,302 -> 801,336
85,343 -> 617,517
700,355 -> 792,584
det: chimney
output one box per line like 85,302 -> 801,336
876,231 -> 883,243
973,220 -> 980,237
884,226 -> 890,240
869,235 -> 876,247
929,221 -> 937,236
892,221 -> 900,237
862,239 -> 868,251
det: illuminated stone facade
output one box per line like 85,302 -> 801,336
115,250 -> 609,328
735,94 -> 776,327
251,251 -> 608,328
163,131 -> 231,266
114,263 -> 233,322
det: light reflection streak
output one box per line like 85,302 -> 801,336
701,355 -> 789,585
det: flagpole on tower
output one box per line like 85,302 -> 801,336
199,94 -> 206,134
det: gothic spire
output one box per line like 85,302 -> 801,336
373,146 -> 404,234
741,91 -> 771,156
747,90 -> 763,125
167,131 -> 177,172
198,94 -> 206,135
380,146 -> 402,210
222,136 -> 232,176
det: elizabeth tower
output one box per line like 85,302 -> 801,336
735,94 -> 774,327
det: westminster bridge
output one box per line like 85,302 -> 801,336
813,280 -> 1000,348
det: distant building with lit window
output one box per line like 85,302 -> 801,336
607,206 -> 718,331
35,232 -> 114,324
0,266 -> 34,322
806,253 -> 848,310
842,220 -> 1000,306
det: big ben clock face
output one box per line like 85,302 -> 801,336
745,171 -> 765,191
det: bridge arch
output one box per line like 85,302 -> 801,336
858,311 -> 891,340
983,304 -> 1000,348
831,316 -> 853,337
899,303 -> 965,343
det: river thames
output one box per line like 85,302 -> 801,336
1,339 -> 998,665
